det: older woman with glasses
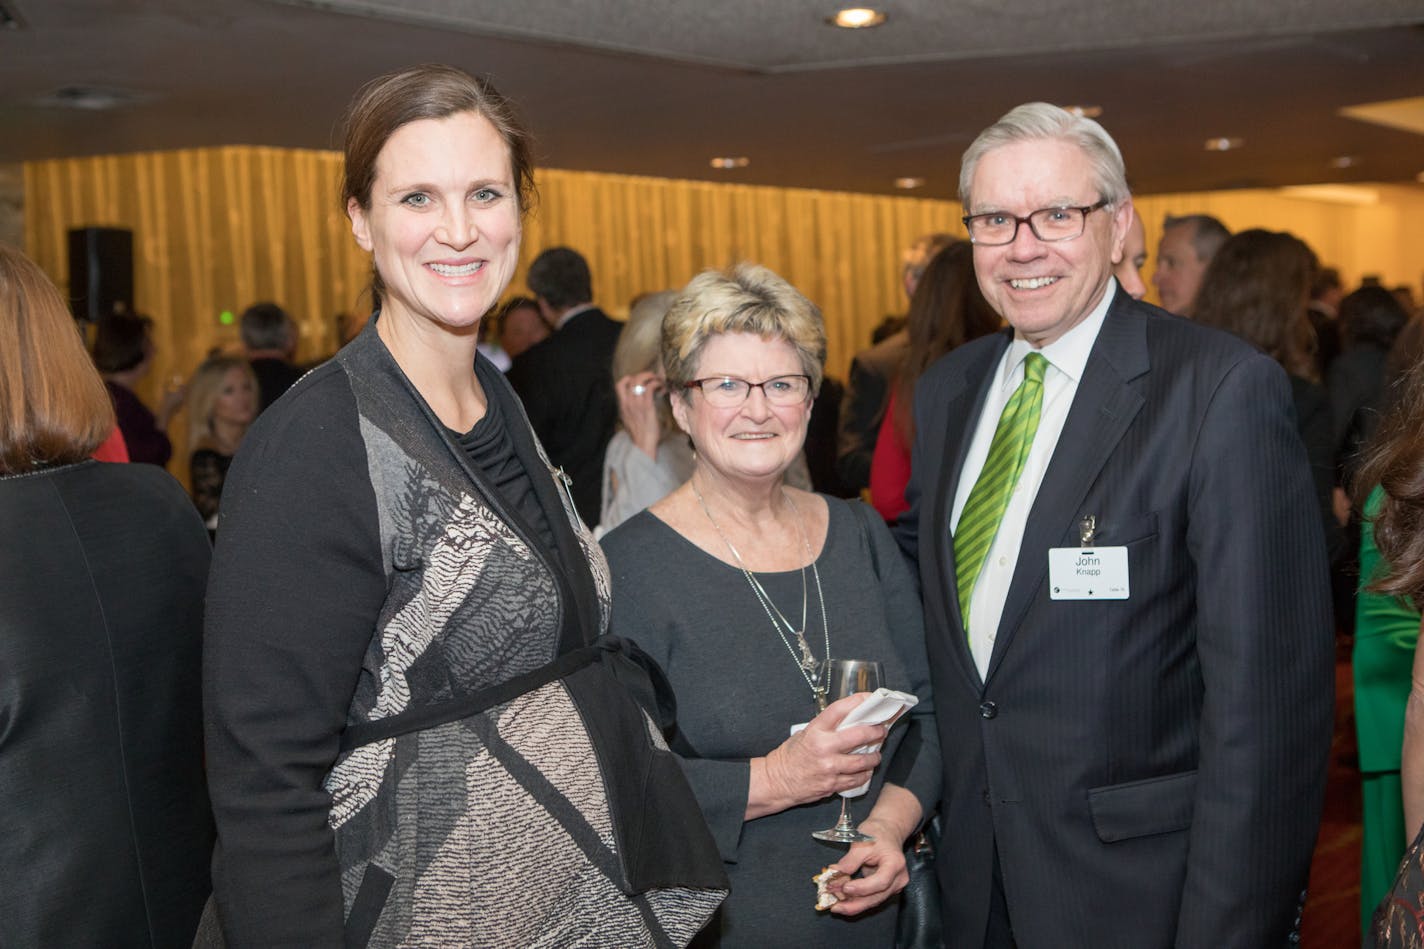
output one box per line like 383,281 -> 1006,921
602,263 -> 939,947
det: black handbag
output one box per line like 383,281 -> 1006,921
896,813 -> 944,949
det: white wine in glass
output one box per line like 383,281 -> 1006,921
811,658 -> 884,844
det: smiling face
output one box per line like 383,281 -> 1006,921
672,331 -> 811,487
967,138 -> 1130,348
213,367 -> 257,427
347,110 -> 520,338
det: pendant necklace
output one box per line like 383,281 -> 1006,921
692,478 -> 830,705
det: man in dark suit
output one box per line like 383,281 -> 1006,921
895,103 -> 1333,947
241,301 -> 304,414
506,247 -> 621,525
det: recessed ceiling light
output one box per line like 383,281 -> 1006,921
1329,156 -> 1357,169
894,177 -> 926,190
1062,105 -> 1103,118
828,7 -> 887,29
709,157 -> 750,170
1204,137 -> 1244,152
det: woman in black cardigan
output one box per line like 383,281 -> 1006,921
202,66 -> 725,948
0,242 -> 213,948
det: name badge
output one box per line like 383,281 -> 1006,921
1048,547 -> 1129,600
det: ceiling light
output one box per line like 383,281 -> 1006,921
709,156 -> 750,170
1329,156 -> 1357,169
1062,105 -> 1103,118
828,8 -> 887,29
1204,137 -> 1244,152
894,177 -> 926,190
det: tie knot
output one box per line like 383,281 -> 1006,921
1022,351 -> 1048,385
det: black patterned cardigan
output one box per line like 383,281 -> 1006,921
204,323 -> 726,947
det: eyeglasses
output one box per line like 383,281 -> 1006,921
684,374 -> 812,407
962,199 -> 1110,246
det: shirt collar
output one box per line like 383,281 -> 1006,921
556,303 -> 597,329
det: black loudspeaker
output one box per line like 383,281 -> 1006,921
68,227 -> 134,323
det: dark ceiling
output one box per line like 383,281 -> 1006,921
2,0 -> 1423,200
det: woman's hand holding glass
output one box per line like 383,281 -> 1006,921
821,784 -> 923,915
745,694 -> 886,821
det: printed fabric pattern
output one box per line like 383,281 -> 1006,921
322,342 -> 715,948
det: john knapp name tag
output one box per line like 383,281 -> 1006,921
1048,547 -> 1129,600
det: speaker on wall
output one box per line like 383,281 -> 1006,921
68,227 -> 133,323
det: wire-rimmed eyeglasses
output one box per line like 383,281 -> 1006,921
683,374 -> 811,407
962,199 -> 1110,246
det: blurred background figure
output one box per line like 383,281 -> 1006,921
240,301 -> 303,413
598,289 -> 690,536
837,232 -> 957,495
868,240 -> 1000,523
494,294 -> 551,364
1152,212 -> 1230,317
508,246 -> 623,525
186,354 -> 258,532
1332,286 -> 1412,488
1193,228 -> 1339,564
0,242 -> 213,948
1112,206 -> 1148,299
92,310 -> 183,467
1351,359 -> 1424,945
1309,265 -> 1345,380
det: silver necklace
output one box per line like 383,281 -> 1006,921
692,479 -> 830,702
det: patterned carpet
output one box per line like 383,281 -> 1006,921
1301,656 -> 1365,948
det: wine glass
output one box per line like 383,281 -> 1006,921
812,658 -> 884,844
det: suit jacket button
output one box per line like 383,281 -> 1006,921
980,701 -> 998,719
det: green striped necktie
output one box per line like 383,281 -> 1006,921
954,351 -> 1048,629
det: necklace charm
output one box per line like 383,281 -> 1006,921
794,631 -> 817,676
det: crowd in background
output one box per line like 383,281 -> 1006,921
4,65 -> 1424,947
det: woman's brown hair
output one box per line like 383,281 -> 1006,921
341,64 -> 536,305
1191,228 -> 1318,381
1355,351 -> 1424,605
0,243 -> 116,474
892,241 -> 1001,444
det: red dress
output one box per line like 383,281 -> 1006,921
868,386 -> 912,523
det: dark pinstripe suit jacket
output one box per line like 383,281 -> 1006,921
895,288 -> 1334,949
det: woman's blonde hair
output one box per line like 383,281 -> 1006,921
186,355 -> 257,452
0,243 -> 115,474
661,263 -> 825,398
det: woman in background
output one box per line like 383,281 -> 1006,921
186,353 -> 258,530
92,310 -> 184,466
1356,358 -> 1424,946
0,243 -> 213,947
868,240 -> 999,522
1192,229 -> 1338,555
598,289 -> 693,536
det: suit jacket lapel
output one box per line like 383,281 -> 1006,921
933,331 -> 1011,691
984,297 -> 1150,684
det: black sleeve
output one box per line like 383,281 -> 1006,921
835,355 -> 888,494
203,369 -> 387,947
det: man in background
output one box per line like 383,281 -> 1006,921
1112,206 -> 1147,299
507,247 -> 621,525
240,302 -> 303,413
1151,213 -> 1229,316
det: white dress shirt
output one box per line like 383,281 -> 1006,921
951,282 -> 1117,679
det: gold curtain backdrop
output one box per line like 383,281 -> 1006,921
23,144 -> 1424,485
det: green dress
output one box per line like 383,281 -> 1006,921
1356,485 -> 1423,934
